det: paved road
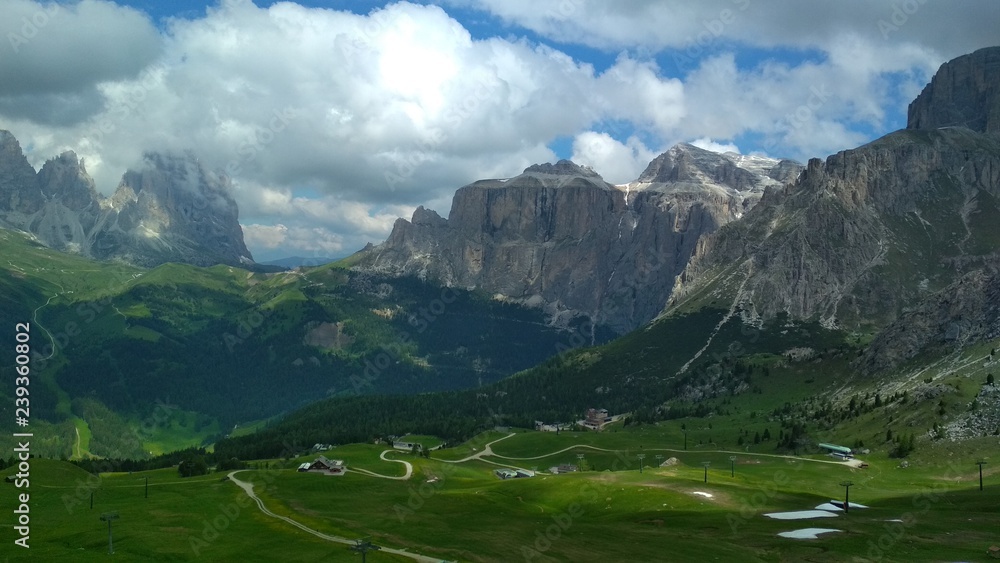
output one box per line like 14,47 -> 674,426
228,471 -> 444,563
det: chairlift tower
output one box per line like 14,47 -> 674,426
350,537 -> 381,562
100,512 -> 119,555
839,481 -> 854,513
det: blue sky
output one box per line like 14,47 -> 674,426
0,0 -> 997,260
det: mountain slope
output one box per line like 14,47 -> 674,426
217,47 -> 1000,460
356,148 -> 801,335
671,127 -> 1000,330
0,229 -> 600,459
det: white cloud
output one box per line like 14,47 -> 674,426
0,0 -> 161,126
690,138 -> 740,155
449,0 -> 997,61
241,223 -> 344,255
0,0 -> 995,259
571,132 -> 658,184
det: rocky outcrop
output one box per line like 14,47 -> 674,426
908,46 -> 1000,134
669,48 -> 1000,370
358,148 -> 800,334
0,131 -> 44,216
859,267 -> 1000,374
0,131 -> 253,268
671,127 -> 1000,328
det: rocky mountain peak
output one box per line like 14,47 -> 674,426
636,143 -> 796,195
907,45 -> 1000,133
37,151 -> 100,210
0,130 -> 254,268
356,142 -> 800,334
523,159 -> 601,178
101,150 -> 251,267
0,130 -> 43,216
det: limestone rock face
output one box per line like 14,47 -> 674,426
672,47 -> 1000,337
357,148 -> 800,334
859,268 -> 1000,374
94,152 -> 253,267
0,131 -> 44,217
0,131 -> 253,267
907,46 -> 1000,133
671,127 -> 1000,329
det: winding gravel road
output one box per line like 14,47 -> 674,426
227,471 -> 444,562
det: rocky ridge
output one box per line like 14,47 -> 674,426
0,132 -> 253,268
357,147 -> 801,334
669,46 -> 1000,372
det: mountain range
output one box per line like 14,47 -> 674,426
356,144 -> 801,335
2,46 -> 1000,460
0,140 -> 253,268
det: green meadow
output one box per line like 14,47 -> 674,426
5,425 -> 997,562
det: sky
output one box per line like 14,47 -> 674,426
0,1 -> 997,262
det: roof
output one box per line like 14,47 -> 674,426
312,456 -> 345,469
818,443 -> 852,454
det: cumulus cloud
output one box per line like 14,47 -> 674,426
0,0 -> 161,124
449,0 -> 997,60
571,131 -> 658,184
0,0 -> 996,259
689,138 -> 740,155
241,223 -> 345,257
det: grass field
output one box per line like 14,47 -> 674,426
6,425 -> 998,562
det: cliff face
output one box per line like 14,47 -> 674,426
0,133 -> 253,268
359,148 -> 800,334
859,267 -> 1000,374
669,46 -> 1000,372
907,46 -> 1000,134
671,128 -> 1000,328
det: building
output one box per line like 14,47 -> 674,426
582,408 -> 612,430
298,456 -> 346,475
586,408 -> 610,425
549,464 -> 578,474
494,469 -> 517,480
515,469 -> 535,478
818,443 -> 853,457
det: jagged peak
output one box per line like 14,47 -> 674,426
907,45 -> 1000,133
411,205 -> 446,226
523,159 -> 602,178
633,142 -> 799,194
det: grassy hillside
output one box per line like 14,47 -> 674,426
6,427 -> 997,562
0,228 -> 611,460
